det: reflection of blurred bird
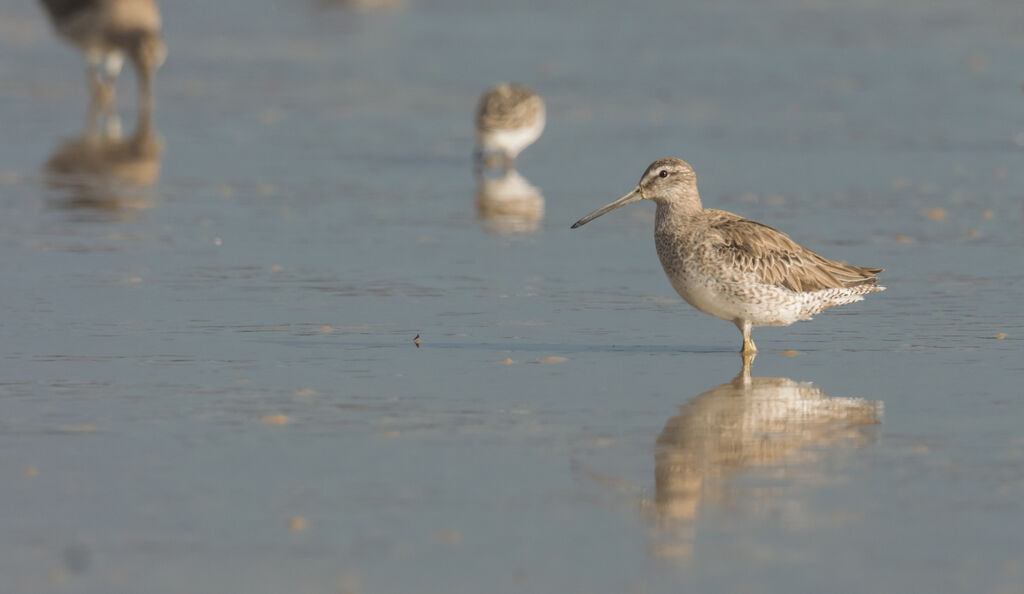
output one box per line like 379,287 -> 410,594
39,0 -> 166,113
45,107 -> 163,220
474,168 -> 545,234
475,83 -> 545,169
572,158 -> 885,355
317,0 -> 405,11
648,365 -> 882,561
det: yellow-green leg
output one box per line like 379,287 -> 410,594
740,351 -> 756,380
736,319 -> 757,355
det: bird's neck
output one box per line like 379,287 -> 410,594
655,193 -> 703,234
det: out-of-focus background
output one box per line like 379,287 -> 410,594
1,0 -> 1023,592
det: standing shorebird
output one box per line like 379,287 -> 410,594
39,0 -> 166,114
474,83 -> 546,168
571,158 -> 884,355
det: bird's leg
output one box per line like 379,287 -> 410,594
479,151 -> 502,170
84,90 -> 102,139
103,51 -> 124,88
137,65 -> 154,125
84,52 -> 119,123
740,350 -> 756,379
85,50 -> 102,91
101,52 -> 123,108
84,53 -> 109,128
736,319 -> 757,355
103,111 -> 123,140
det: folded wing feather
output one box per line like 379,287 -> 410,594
709,217 -> 882,293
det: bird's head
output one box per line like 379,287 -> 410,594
571,157 -> 700,229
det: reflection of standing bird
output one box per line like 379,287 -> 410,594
656,371 -> 882,517
474,168 -> 545,234
317,0 -> 405,11
572,158 -> 884,355
650,366 -> 882,561
39,0 -> 166,113
45,103 -> 163,221
474,83 -> 545,168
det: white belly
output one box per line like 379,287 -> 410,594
666,271 -> 815,327
670,277 -> 741,322
478,114 -> 545,158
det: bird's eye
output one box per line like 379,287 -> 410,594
659,170 -> 668,178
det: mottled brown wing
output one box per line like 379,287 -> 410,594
476,85 -> 540,132
708,217 -> 882,293
40,0 -> 95,22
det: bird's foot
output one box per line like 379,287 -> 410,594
740,350 -> 756,378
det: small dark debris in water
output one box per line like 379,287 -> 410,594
413,334 -> 421,347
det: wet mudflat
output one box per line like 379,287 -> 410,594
1,0 -> 1023,592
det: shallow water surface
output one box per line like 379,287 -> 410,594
1,0 -> 1023,592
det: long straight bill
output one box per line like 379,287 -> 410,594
570,187 -> 642,229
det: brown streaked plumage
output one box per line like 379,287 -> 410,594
571,157 -> 885,355
700,215 -> 882,293
474,83 -> 545,167
39,0 -> 166,114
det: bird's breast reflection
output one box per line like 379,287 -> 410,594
649,366 -> 882,562
474,167 -> 545,235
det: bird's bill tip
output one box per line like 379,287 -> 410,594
570,186 -> 642,229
